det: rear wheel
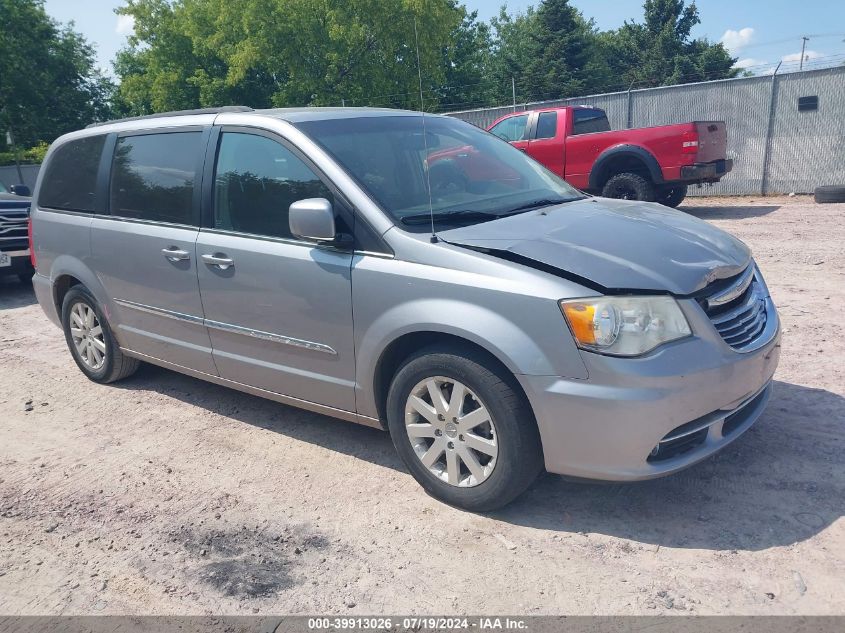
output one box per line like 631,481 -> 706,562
656,184 -> 688,208
61,285 -> 140,384
386,346 -> 543,512
601,172 -> 655,202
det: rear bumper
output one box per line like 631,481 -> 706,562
33,272 -> 61,327
518,297 -> 780,481
679,159 -> 733,182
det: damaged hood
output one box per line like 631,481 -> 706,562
439,197 -> 751,295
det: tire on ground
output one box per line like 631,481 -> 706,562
656,184 -> 688,208
601,172 -> 655,202
386,344 -> 544,512
814,185 -> 845,204
61,285 -> 140,384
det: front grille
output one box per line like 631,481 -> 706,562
648,426 -> 709,462
721,387 -> 769,437
0,208 -> 29,252
701,267 -> 768,351
648,382 -> 771,463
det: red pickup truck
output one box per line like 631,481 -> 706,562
486,106 -> 732,207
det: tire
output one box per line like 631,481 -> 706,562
601,172 -> 655,202
61,285 -> 140,384
386,345 -> 543,512
814,185 -> 845,204
656,184 -> 688,208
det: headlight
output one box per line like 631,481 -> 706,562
560,296 -> 691,356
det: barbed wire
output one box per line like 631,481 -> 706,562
349,52 -> 845,113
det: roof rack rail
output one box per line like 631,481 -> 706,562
85,105 -> 254,128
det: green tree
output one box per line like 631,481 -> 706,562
0,0 -> 114,149
435,6 -> 494,111
488,5 -> 539,104
598,0 -> 738,90
115,0 -> 463,115
522,0 -> 597,101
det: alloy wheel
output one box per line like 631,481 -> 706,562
404,376 -> 498,487
69,302 -> 106,370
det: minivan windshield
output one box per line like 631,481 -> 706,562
294,115 -> 584,231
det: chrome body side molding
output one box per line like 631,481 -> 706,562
114,299 -> 337,355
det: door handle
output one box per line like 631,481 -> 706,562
162,247 -> 190,262
201,253 -> 234,270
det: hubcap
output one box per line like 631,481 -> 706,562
404,376 -> 498,488
69,302 -> 106,370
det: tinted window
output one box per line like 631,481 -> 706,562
295,116 -> 584,232
110,132 -> 202,224
535,112 -> 557,140
39,135 -> 106,212
213,132 -> 332,239
489,114 -> 529,142
572,109 -> 611,135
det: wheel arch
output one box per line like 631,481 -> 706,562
370,330 -> 535,429
589,145 -> 664,191
48,256 -> 114,324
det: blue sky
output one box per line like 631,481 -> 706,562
45,0 -> 845,79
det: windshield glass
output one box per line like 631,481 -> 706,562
0,182 -> 7,193
294,115 -> 584,231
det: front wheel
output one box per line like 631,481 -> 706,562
656,184 -> 688,208
386,346 -> 543,512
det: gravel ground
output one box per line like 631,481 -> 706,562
0,195 -> 843,615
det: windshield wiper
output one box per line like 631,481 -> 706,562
400,197 -> 581,226
400,210 -> 503,226
503,197 -> 580,213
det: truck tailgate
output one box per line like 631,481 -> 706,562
694,121 -> 727,162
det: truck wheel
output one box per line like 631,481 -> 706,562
386,345 -> 543,512
814,185 -> 845,203
602,173 -> 655,202
656,184 -> 688,208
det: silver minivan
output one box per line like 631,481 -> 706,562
30,107 -> 780,511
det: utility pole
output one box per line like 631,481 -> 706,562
512,77 -> 517,112
799,36 -> 809,70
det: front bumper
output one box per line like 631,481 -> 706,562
679,159 -> 733,182
0,248 -> 32,273
519,297 -> 780,480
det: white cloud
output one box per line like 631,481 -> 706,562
781,49 -> 823,63
721,27 -> 755,53
115,14 -> 135,36
734,58 -> 766,69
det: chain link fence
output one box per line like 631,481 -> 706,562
446,66 -> 845,196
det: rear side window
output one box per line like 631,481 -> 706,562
489,114 -> 529,142
110,132 -> 202,224
572,109 -> 611,135
39,135 -> 106,212
213,132 -> 333,239
535,112 -> 557,139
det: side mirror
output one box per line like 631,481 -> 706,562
289,198 -> 336,242
10,184 -> 31,197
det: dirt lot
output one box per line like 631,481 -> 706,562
0,195 -> 843,615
